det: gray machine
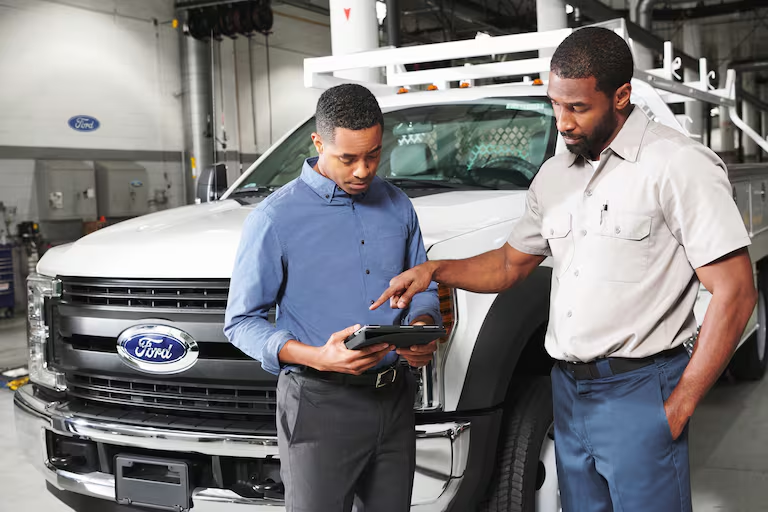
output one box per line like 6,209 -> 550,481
35,160 -> 98,222
94,161 -> 150,219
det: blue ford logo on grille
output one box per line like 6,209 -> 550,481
117,325 -> 199,374
68,115 -> 100,132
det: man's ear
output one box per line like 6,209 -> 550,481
615,83 -> 632,111
311,132 -> 324,155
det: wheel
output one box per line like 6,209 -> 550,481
479,376 -> 560,512
730,276 -> 768,380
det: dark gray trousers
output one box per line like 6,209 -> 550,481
276,369 -> 417,512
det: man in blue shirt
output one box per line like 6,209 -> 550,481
224,84 -> 441,512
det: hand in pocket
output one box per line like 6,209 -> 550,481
663,399 -> 691,441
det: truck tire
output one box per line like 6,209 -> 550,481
478,376 -> 560,512
730,275 -> 768,380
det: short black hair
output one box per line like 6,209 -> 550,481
315,84 -> 384,141
550,27 -> 634,96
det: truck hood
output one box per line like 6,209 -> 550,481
38,190 -> 526,279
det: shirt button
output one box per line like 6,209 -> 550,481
615,226 -> 621,234
325,194 -> 330,199
581,229 -> 587,236
586,190 -> 593,197
370,300 -> 375,305
574,269 -> 579,277
366,269 -> 370,274
550,229 -> 554,235
361,240 -> 365,245
567,310 -> 573,318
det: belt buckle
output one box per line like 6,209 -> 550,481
375,367 -> 397,388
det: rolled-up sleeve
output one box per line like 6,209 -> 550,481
224,209 -> 294,375
402,204 -> 441,326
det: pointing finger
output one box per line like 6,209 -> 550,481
370,284 -> 405,310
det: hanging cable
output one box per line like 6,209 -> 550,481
248,36 -> 258,148
265,32 -> 273,145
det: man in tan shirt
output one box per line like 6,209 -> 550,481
372,27 -> 756,511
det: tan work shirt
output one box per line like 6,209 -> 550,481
508,107 -> 751,362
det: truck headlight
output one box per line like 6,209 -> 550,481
414,285 -> 456,411
27,273 -> 66,391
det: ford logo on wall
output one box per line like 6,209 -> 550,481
68,115 -> 100,132
117,325 -> 199,374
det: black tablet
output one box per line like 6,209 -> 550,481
344,325 -> 447,350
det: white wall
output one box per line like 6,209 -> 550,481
0,160 -> 35,222
0,0 -> 181,151
0,0 -> 332,225
214,4 -> 332,162
0,0 -> 184,222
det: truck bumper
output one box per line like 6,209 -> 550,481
15,384 -> 472,511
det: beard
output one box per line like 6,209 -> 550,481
562,108 -> 618,160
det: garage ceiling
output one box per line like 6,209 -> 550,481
175,0 -> 768,87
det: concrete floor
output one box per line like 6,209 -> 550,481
2,319 -> 768,511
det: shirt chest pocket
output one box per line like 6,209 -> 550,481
368,226 -> 408,275
542,214 -> 574,278
590,212 -> 652,283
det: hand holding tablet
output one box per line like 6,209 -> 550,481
344,325 -> 447,351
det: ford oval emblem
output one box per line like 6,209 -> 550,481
117,325 -> 199,374
68,115 -> 100,132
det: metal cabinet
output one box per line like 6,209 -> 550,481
35,160 -> 97,221
730,165 -> 768,238
0,244 -> 14,316
94,161 -> 149,219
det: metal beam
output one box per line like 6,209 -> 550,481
566,0 -> 699,71
618,0 -> 768,22
731,59 -> 768,73
175,0 -> 331,17
386,0 -> 401,47
738,86 -> 768,115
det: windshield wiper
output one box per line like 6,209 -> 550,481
388,177 -> 498,190
385,179 -> 458,189
230,185 -> 279,196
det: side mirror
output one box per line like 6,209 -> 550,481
196,163 -> 228,203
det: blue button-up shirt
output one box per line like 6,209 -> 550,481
224,157 -> 441,375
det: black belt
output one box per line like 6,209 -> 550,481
302,364 -> 402,388
558,345 -> 688,381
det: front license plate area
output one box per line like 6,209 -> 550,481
115,455 -> 191,511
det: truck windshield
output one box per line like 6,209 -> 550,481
232,97 -> 556,195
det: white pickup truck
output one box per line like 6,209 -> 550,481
15,20 -> 768,512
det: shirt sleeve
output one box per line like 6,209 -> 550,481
507,177 -> 551,256
659,144 -> 751,269
402,203 -> 441,326
224,209 -> 294,375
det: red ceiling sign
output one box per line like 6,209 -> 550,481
344,8 -> 351,20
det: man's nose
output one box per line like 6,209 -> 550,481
353,161 -> 374,180
556,108 -> 577,133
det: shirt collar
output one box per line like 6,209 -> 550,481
566,106 -> 650,167
300,157 -> 371,203
301,157 -> 339,203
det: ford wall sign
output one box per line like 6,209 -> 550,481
116,325 -> 199,374
68,115 -> 100,132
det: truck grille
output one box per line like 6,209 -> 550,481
61,277 -> 229,312
66,372 -> 277,418
63,334 -> 250,360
